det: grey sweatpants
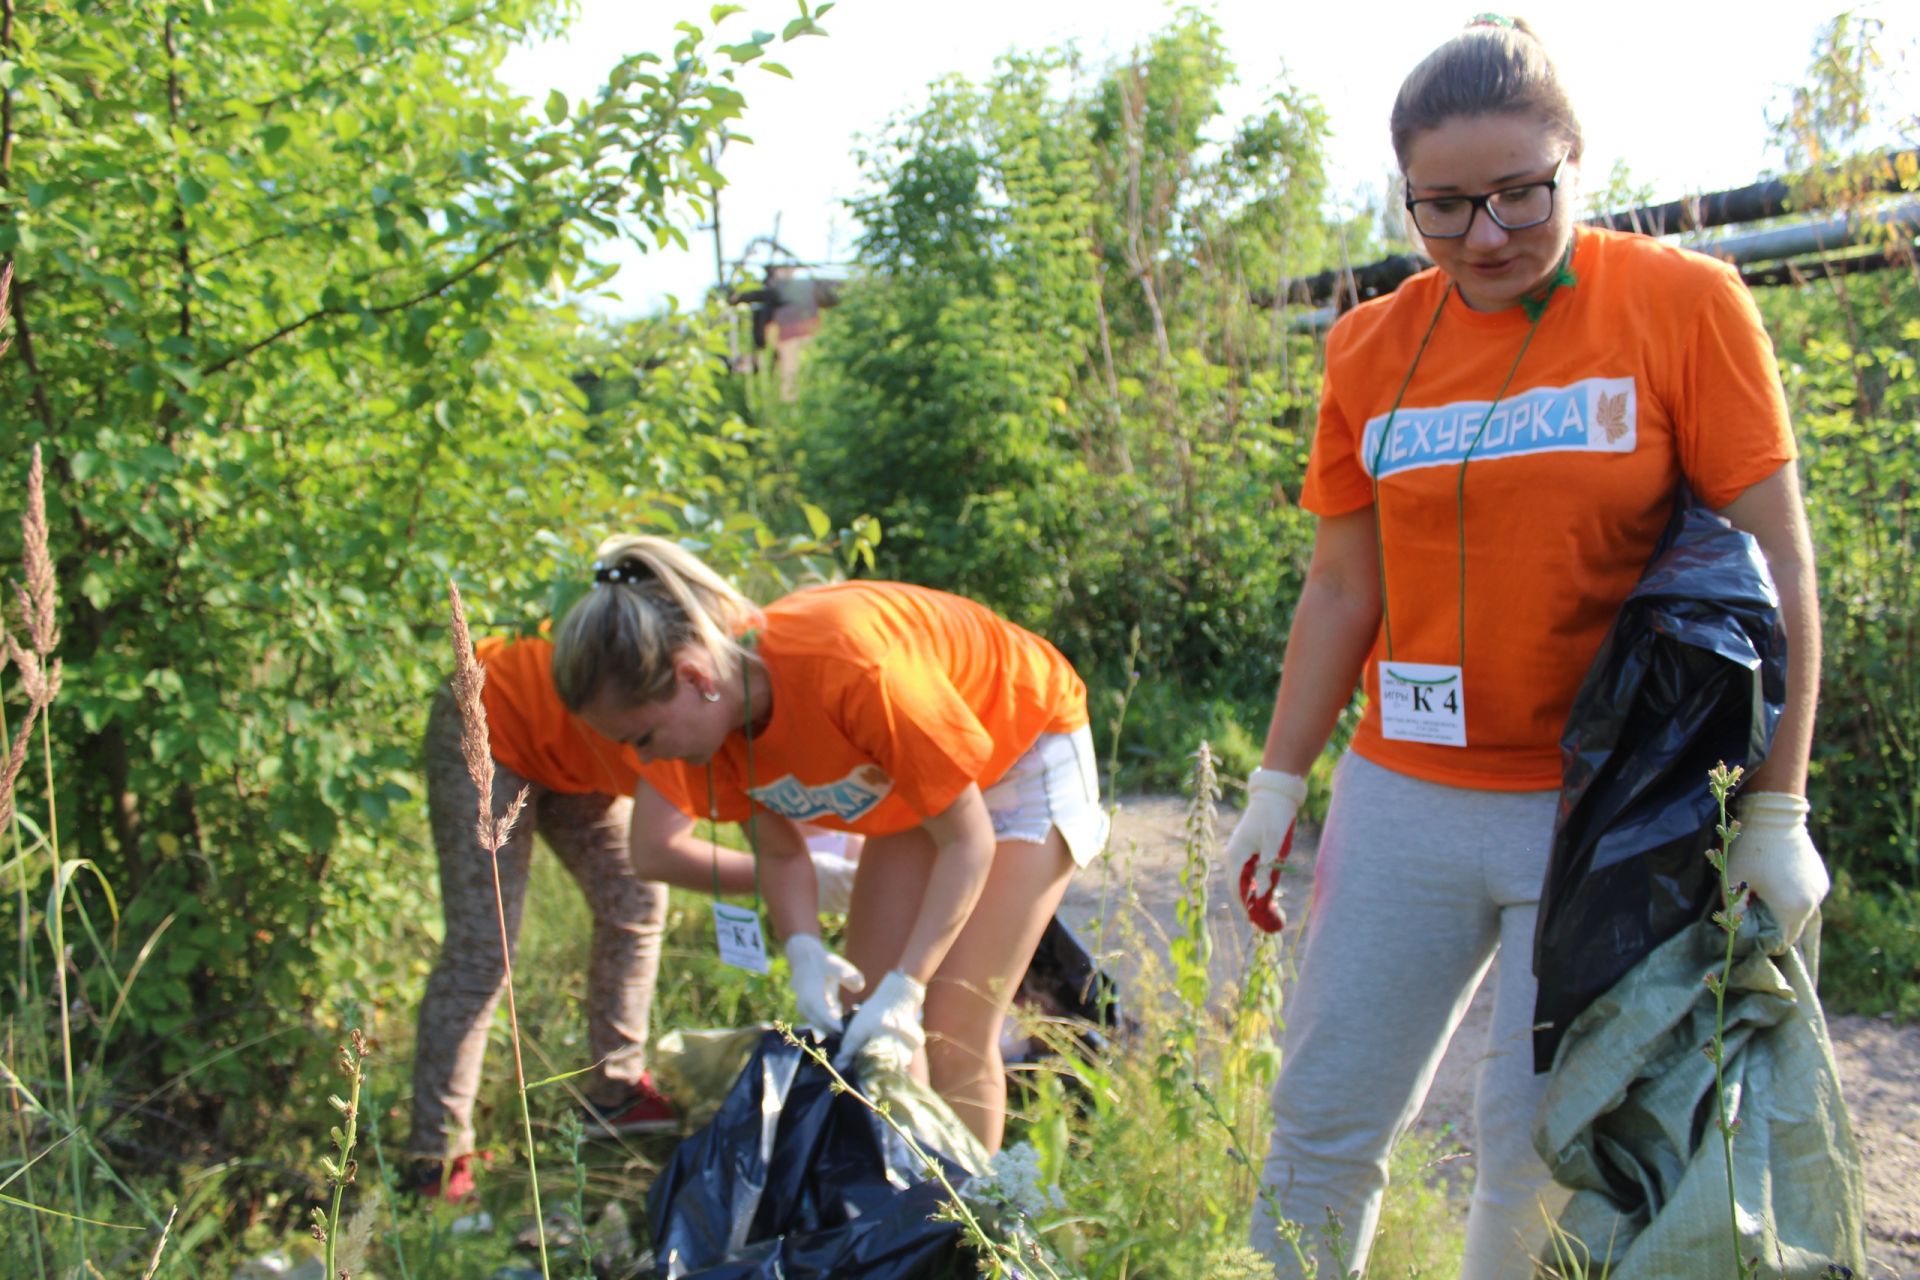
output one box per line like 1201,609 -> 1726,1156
409,688 -> 667,1158
1251,752 -> 1570,1279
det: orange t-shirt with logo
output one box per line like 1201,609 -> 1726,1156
637,581 -> 1089,836
474,635 -> 644,797
1301,226 -> 1796,791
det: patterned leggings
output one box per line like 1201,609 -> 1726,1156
409,688 -> 667,1158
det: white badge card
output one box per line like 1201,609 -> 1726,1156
712,901 -> 771,974
1377,661 -> 1467,747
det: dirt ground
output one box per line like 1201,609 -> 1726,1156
1060,795 -> 1919,1278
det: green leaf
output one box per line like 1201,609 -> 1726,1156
544,89 -> 569,125
760,61 -> 792,79
177,174 -> 208,207
261,123 -> 291,153
710,3 -> 746,19
801,502 -> 831,539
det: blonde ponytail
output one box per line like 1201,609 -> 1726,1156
551,536 -> 765,711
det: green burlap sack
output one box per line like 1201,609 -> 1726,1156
1536,905 -> 1866,1278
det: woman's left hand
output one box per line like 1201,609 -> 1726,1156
1730,791 -> 1830,948
833,970 -> 926,1072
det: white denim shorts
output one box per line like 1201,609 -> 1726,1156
980,725 -> 1108,867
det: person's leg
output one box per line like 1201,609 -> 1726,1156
840,826 -> 934,1000
1460,804 -> 1568,1280
538,789 -> 668,1111
839,730 -> 1096,1151
410,689 -> 541,1159
1252,754 -> 1503,1279
921,829 -> 1075,1152
923,727 -> 1100,1150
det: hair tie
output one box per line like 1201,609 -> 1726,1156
1468,12 -> 1515,29
592,560 -> 635,586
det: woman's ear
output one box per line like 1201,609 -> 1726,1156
674,653 -> 716,700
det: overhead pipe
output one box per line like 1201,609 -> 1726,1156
1269,147 -> 1917,309
1281,204 -> 1919,332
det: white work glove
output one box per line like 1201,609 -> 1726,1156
809,849 -> 858,917
1224,768 -> 1308,932
1728,791 -> 1830,949
832,969 -> 926,1074
784,933 -> 866,1035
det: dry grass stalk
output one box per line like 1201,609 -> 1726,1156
443,578 -> 548,1277
445,580 -> 526,848
1,445 -> 61,832
0,261 -> 13,360
19,444 -> 59,659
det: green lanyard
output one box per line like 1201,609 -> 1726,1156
1367,263 -> 1571,670
705,654 -> 763,910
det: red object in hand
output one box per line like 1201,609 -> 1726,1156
1238,824 -> 1295,933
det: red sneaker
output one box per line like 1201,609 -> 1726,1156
408,1150 -> 489,1201
582,1073 -> 679,1137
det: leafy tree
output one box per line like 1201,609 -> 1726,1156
0,0 -> 823,1125
786,10 -> 1333,776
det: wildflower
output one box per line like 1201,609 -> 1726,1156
961,1141 -> 1065,1219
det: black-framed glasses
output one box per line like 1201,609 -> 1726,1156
1403,156 -> 1566,239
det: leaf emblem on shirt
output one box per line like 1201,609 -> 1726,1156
1597,390 -> 1629,442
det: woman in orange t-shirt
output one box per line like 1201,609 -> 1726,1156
549,535 -> 1104,1153
406,634 -> 861,1196
1226,17 -> 1826,1279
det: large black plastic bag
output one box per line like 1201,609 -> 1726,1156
1532,497 -> 1786,1071
647,1029 -> 977,1279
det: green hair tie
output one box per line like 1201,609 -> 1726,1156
1468,13 -> 1515,29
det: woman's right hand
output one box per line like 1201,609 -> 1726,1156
783,933 -> 866,1034
1225,768 -> 1308,931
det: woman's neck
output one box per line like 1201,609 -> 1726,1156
739,652 -> 774,735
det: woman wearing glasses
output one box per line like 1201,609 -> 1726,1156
1227,16 -> 1823,1277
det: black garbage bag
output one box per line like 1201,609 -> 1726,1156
1532,495 -> 1787,1071
1002,915 -> 1131,1066
647,1029 -> 976,1279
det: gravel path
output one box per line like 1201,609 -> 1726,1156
1061,794 -> 1919,1277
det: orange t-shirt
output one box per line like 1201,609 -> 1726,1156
1301,226 -> 1796,791
638,581 -> 1088,836
474,635 -> 643,796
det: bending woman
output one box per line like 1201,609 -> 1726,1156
1225,16 -> 1825,1278
407,633 -> 858,1194
550,536 -> 1106,1153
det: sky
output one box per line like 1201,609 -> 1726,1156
500,1 -> 1916,315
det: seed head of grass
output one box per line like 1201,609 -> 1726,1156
445,580 -> 527,849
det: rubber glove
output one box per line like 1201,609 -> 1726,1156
809,849 -> 858,917
1223,768 -> 1308,932
1729,791 -> 1830,948
833,970 -> 926,1073
784,933 -> 866,1034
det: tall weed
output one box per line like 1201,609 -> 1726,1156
1013,742 -> 1465,1276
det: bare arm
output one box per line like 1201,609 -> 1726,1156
893,784 -> 997,985
752,813 -> 821,942
1257,506 -> 1386,774
625,778 -> 781,896
1717,463 -> 1820,795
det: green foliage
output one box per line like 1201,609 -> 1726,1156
0,0 -> 830,1146
1750,11 -> 1919,1010
1013,744 -> 1465,1275
1819,874 -> 1920,1020
783,11 -> 1332,781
